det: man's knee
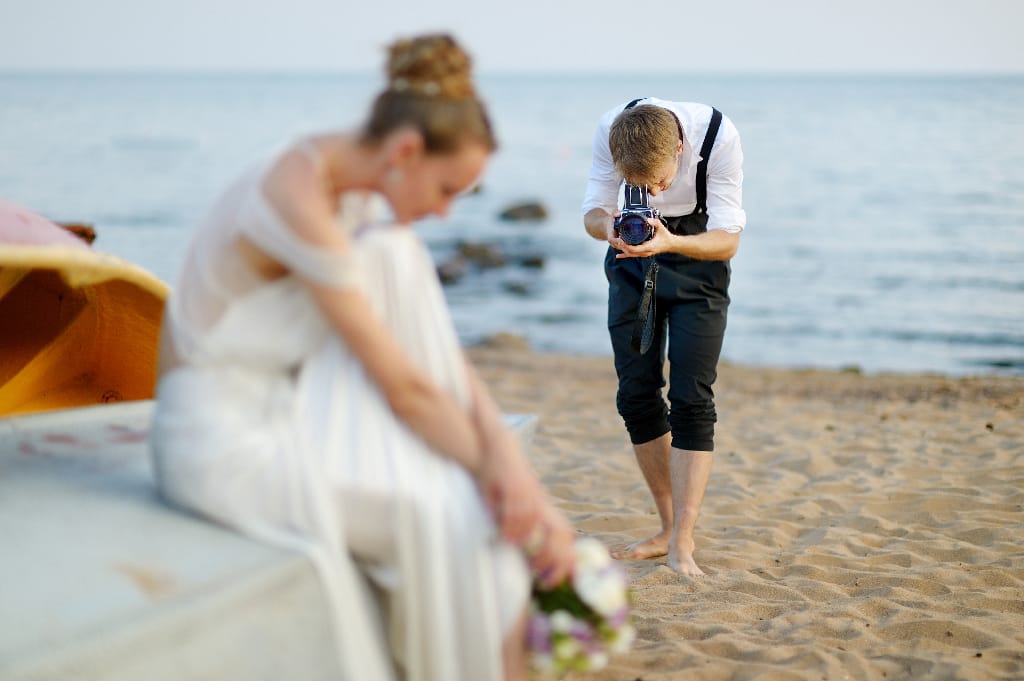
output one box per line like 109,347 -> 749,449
669,400 -> 717,452
616,389 -> 670,445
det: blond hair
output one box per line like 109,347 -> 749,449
608,105 -> 680,181
360,34 -> 497,153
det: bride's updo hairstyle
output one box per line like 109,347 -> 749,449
361,34 -> 497,154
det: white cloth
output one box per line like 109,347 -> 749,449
581,98 -> 747,233
149,151 -> 529,681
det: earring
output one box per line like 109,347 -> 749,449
386,167 -> 403,187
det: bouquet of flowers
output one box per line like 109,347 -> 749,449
527,537 -> 635,678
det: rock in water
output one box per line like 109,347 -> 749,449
498,201 -> 548,221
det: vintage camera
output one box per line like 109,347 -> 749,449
614,184 -> 662,246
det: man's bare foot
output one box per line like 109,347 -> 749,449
611,531 -> 670,560
668,537 -> 705,577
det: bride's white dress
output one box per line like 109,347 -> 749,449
149,149 -> 529,681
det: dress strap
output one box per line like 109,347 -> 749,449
244,182 -> 364,291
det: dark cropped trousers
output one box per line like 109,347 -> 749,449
604,211 -> 730,452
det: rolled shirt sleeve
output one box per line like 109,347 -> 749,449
581,108 -> 623,217
704,114 -> 746,234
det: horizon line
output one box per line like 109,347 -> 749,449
1,66 -> 1023,78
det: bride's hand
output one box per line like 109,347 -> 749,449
523,502 -> 577,589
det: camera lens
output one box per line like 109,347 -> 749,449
618,214 -> 651,245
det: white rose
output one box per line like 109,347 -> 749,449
575,570 -> 627,615
553,636 -> 581,660
609,624 -> 637,653
549,610 -> 575,633
574,537 -> 612,570
587,651 -> 609,670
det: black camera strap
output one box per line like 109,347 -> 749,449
631,259 -> 659,354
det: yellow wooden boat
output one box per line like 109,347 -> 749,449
0,199 -> 169,417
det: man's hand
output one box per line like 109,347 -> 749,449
605,211 -> 626,249
605,215 -> 618,243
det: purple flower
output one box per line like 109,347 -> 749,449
526,613 -> 553,654
608,606 -> 630,628
570,619 -> 596,644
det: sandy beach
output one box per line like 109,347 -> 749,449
468,345 -> 1024,681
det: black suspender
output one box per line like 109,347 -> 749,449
695,108 -> 723,214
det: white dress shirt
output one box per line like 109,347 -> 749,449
581,98 -> 746,233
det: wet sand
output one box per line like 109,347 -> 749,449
468,346 -> 1024,681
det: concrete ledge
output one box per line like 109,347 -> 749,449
0,402 -> 536,680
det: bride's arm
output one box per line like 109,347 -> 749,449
463,361 -> 543,539
464,361 -> 578,582
248,146 -> 484,472
310,286 -> 484,472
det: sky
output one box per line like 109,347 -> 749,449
1,0 -> 1022,74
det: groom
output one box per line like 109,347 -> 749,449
581,97 -> 746,575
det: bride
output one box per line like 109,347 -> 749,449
149,33 -> 576,681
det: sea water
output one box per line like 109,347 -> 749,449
1,72 -> 1022,376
